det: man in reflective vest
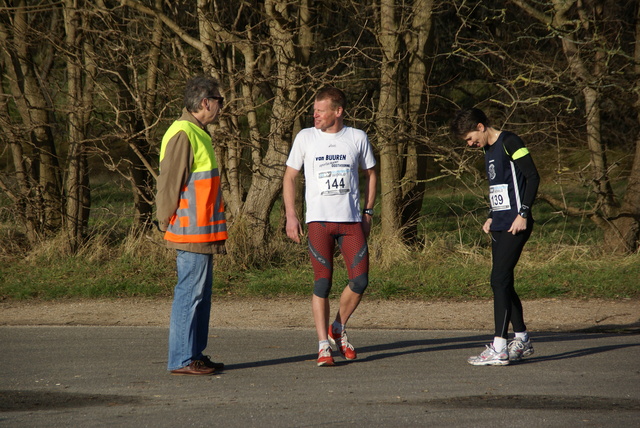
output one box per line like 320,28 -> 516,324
156,76 -> 228,375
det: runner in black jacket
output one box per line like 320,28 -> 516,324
451,108 -> 540,366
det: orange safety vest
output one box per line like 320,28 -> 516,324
160,120 -> 227,243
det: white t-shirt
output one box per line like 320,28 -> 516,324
286,126 -> 376,223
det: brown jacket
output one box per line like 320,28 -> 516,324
155,109 -> 226,254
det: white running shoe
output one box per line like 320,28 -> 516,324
508,338 -> 534,361
468,344 -> 509,366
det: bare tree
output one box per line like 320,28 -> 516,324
93,0 -> 166,227
376,0 -> 403,250
446,0 -> 639,253
398,0 -> 435,243
0,1 -> 64,244
62,0 -> 96,251
371,0 -> 436,256
2,0 -> 637,261
509,0 -> 640,252
0,1 -> 102,252
120,0 -> 313,260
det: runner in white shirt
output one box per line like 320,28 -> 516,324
283,87 -> 377,367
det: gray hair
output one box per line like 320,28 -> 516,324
184,76 -> 220,113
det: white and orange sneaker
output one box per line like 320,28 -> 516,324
328,326 -> 357,360
317,346 -> 335,367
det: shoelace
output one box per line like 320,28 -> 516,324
340,331 -> 355,350
509,340 -> 525,352
481,344 -> 507,357
481,345 -> 495,357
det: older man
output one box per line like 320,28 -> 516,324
156,76 -> 227,375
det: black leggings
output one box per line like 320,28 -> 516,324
490,223 -> 533,338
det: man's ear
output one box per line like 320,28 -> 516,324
335,107 -> 344,118
476,123 -> 485,132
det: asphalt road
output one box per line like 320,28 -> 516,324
1,326 -> 639,427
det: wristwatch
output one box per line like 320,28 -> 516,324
518,205 -> 530,218
363,208 -> 374,217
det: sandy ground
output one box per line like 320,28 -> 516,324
1,297 -> 638,333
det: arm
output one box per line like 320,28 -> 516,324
283,166 -> 303,243
156,132 -> 193,231
513,154 -> 540,210
509,154 -> 539,235
504,136 -> 540,234
361,167 -> 377,238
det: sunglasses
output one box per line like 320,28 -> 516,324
207,96 -> 224,108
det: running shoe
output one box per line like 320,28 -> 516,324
508,338 -> 534,361
317,346 -> 335,367
467,344 -> 509,366
328,326 -> 357,360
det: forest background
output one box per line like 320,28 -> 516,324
0,0 -> 639,302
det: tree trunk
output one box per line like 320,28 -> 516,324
602,5 -> 640,253
377,0 -> 403,257
233,0 -> 307,251
400,0 -> 434,244
63,0 -> 95,252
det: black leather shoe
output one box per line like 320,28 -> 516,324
201,355 -> 224,370
170,360 -> 215,375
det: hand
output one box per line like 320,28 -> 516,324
286,216 -> 303,243
156,219 -> 169,232
361,215 -> 372,239
482,218 -> 492,234
507,215 -> 527,235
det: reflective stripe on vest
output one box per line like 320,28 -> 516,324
160,120 -> 228,243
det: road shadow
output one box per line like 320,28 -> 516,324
216,328 -> 640,372
224,329 -> 640,369
0,390 -> 144,412
358,330 -> 640,365
223,333 -> 489,370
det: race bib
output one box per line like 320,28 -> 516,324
317,169 -> 351,196
489,184 -> 511,211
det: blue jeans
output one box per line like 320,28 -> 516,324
167,250 -> 213,370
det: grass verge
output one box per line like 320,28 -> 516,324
1,232 -> 638,301
1,180 -> 638,302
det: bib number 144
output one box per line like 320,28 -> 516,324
318,169 -> 350,196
